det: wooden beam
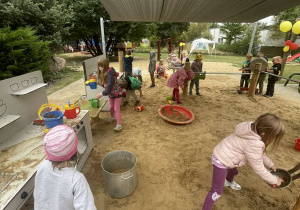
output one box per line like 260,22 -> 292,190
248,63 -> 261,97
183,62 -> 190,95
118,51 -> 124,72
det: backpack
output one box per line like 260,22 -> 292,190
107,68 -> 122,97
128,76 -> 141,90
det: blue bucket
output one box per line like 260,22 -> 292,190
42,110 -> 64,129
89,82 -> 97,89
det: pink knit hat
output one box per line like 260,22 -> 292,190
43,125 -> 78,161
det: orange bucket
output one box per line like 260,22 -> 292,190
295,139 -> 300,151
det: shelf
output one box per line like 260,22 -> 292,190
0,115 -> 21,129
11,83 -> 47,96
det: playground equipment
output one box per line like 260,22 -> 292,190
287,52 -> 300,62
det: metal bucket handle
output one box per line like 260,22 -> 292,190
122,173 -> 133,180
288,163 -> 300,181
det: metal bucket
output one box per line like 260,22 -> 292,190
101,150 -> 137,198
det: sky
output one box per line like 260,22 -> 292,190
258,16 -> 274,25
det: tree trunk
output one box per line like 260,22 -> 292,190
280,32 -> 298,78
93,34 -> 102,56
83,38 -> 95,57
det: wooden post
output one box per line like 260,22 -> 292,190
118,51 -> 124,72
292,195 -> 300,210
183,62 -> 190,95
248,63 -> 261,97
157,41 -> 161,61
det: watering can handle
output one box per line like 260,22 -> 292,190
122,173 -> 133,180
38,103 -> 64,120
89,75 -> 96,80
75,107 -> 81,116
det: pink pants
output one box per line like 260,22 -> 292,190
172,88 -> 180,102
109,97 -> 122,125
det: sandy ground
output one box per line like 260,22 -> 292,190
22,58 -> 300,210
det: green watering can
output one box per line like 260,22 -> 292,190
89,99 -> 99,108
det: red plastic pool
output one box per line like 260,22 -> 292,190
158,105 -> 195,125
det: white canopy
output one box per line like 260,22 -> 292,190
190,38 -> 215,54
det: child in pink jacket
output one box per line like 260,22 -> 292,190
166,67 -> 194,104
203,113 -> 285,210
155,60 -> 166,78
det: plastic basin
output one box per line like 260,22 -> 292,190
158,105 -> 195,125
42,110 -> 64,129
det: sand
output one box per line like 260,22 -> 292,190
22,57 -> 300,210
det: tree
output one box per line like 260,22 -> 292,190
0,27 -> 51,80
155,22 -> 189,41
229,23 -> 262,55
0,0 -> 73,51
270,5 -> 300,40
180,23 -> 212,42
216,23 -> 262,56
220,23 -> 246,46
66,0 -> 155,56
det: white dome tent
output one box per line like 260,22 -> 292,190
189,38 -> 215,55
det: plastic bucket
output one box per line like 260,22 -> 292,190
295,139 -> 300,151
101,151 -> 137,198
89,82 -> 97,89
42,110 -> 64,129
89,99 -> 99,108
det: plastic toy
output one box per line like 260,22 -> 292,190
133,105 -> 144,112
166,95 -> 173,100
168,100 -> 175,104
158,105 -> 195,125
85,75 -> 97,89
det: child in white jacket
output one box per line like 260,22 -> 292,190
34,125 -> 96,210
202,113 -> 285,210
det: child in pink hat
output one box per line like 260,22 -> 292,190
34,125 -> 96,210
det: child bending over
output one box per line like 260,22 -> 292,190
202,113 -> 285,210
118,75 -> 143,107
133,67 -> 143,83
167,66 -> 194,104
34,125 -> 96,210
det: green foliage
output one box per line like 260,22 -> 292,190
0,0 -> 73,51
0,27 -> 51,80
181,23 -> 212,42
155,22 -> 189,40
270,5 -> 300,40
216,24 -> 261,55
220,23 -> 246,46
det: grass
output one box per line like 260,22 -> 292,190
46,52 -> 299,95
46,69 -> 84,95
134,52 -> 300,84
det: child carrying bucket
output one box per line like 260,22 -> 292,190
34,125 -> 96,210
166,66 -> 194,104
202,113 -> 285,210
